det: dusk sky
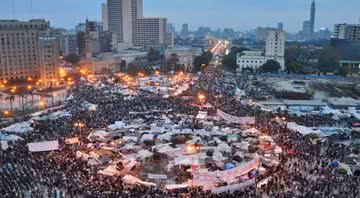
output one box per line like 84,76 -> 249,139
0,0 -> 359,32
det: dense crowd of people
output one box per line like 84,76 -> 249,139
0,67 -> 359,198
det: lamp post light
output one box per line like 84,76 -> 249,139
39,101 -> 45,109
197,94 -> 206,104
74,122 -> 86,136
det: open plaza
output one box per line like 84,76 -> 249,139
0,66 -> 359,198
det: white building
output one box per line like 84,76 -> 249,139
98,50 -> 147,66
265,30 -> 285,69
236,51 -> 266,72
0,19 -> 60,83
165,46 -> 200,72
237,30 -> 285,73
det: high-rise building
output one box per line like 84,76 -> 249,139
102,3 -> 109,31
310,0 -> 316,38
39,37 -> 60,84
265,30 -> 285,70
167,23 -> 176,36
107,0 -> 133,46
0,19 -> 60,83
236,30 -> 285,73
181,24 -> 189,37
334,24 -> 360,41
277,22 -> 284,31
302,20 -> 311,38
255,27 -> 276,41
107,0 -> 172,48
57,33 -> 78,56
85,20 -> 101,58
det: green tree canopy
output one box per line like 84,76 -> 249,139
285,45 -> 311,74
335,67 -> 349,77
64,54 -> 80,65
193,51 -> 213,72
318,46 -> 340,74
222,46 -> 248,71
147,47 -> 161,62
258,60 -> 281,73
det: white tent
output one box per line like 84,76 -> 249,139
27,141 -> 59,152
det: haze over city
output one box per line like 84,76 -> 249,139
0,0 -> 359,32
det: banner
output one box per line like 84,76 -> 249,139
218,158 -> 260,182
27,140 -> 59,152
65,138 -> 80,144
148,174 -> 167,180
192,158 -> 260,187
217,110 -> 255,125
211,178 -> 256,194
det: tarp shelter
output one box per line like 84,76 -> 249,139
27,141 -> 59,152
217,110 -> 255,125
224,163 -> 235,170
211,178 -> 256,194
196,111 -> 208,120
122,175 -> 156,186
98,165 -> 120,176
165,182 -> 190,190
65,138 -> 80,144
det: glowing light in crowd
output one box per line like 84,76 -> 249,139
198,94 -> 206,103
39,101 -> 45,107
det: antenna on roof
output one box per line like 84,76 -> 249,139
12,0 -> 15,19
30,0 -> 33,18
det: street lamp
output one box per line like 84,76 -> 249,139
3,111 -> 10,117
39,101 -> 45,109
198,94 -> 206,104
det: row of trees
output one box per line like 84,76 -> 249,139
285,45 -> 346,76
221,44 -> 347,76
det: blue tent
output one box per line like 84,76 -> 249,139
145,87 -> 152,92
224,163 -> 235,170
331,160 -> 339,168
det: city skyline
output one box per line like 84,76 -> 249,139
0,0 -> 359,32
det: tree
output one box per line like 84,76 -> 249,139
318,46 -> 340,74
193,51 -> 213,72
120,60 -> 127,71
258,60 -> 281,73
64,54 -> 80,65
165,53 -> 179,72
222,46 -> 248,71
147,47 -> 161,62
335,67 -> 349,77
285,45 -> 310,74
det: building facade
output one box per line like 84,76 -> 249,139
165,46 -> 199,72
265,30 -> 285,69
236,51 -> 267,72
334,24 -> 360,41
181,24 -> 189,37
57,33 -> 78,56
237,30 -> 285,73
102,3 -> 109,31
0,19 -> 60,83
107,0 -> 172,48
39,37 -> 60,84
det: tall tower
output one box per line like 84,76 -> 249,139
107,0 -> 142,46
310,0 -> 316,38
